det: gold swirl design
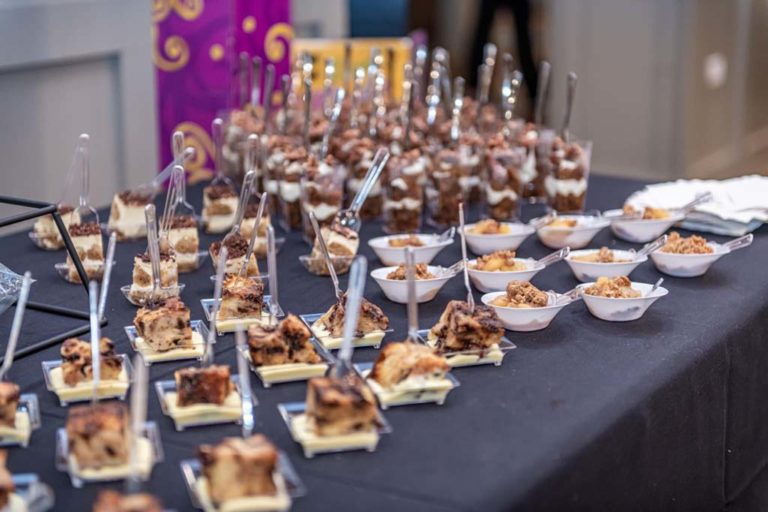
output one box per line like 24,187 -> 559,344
152,0 -> 172,23
153,26 -> 190,72
153,0 -> 203,23
173,122 -> 215,183
264,23 -> 293,62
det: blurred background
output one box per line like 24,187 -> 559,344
0,0 -> 766,220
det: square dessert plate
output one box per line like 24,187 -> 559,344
299,313 -> 392,350
354,362 -> 460,410
180,451 -> 306,511
124,320 -> 211,366
200,296 -> 284,334
415,329 -> 517,368
55,421 -> 164,488
277,401 -> 392,459
9,473 -> 55,512
0,394 -> 41,448
236,338 -> 335,388
41,354 -> 134,406
154,374 -> 257,431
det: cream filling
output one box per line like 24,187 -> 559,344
519,150 -> 537,184
402,160 -> 426,176
195,472 -> 291,512
485,186 -> 518,205
364,372 -> 453,406
108,197 -> 147,237
289,413 -> 378,454
223,255 -> 258,277
0,411 -> 31,446
265,180 -> 279,194
310,321 -> 385,350
302,202 -> 339,222
284,162 -> 303,176
49,366 -> 129,402
67,436 -> 153,481
255,362 -> 328,384
425,334 -> 503,367
168,228 -> 199,253
279,182 -> 301,203
545,176 -> 588,197
383,198 -> 421,211
203,197 -> 239,233
216,313 -> 275,333
134,331 -> 204,363
163,390 -> 241,427
347,178 -> 382,197
6,493 -> 27,512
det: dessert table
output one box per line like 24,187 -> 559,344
0,175 -> 765,511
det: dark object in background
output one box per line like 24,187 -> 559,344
350,0 -> 409,37
470,0 -> 537,106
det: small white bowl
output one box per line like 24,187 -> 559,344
649,235 -> 752,277
463,223 -> 535,255
579,282 -> 668,322
481,291 -> 576,332
368,233 -> 454,266
370,266 -> 457,303
605,209 -> 684,243
536,215 -> 610,249
466,258 -> 544,292
565,249 -> 645,282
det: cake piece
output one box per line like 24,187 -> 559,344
310,224 -> 360,258
473,250 -> 526,272
491,281 -> 549,308
387,234 -> 424,248
369,342 -> 449,389
174,365 -> 234,407
305,375 -> 378,436
133,297 -> 193,352
32,205 -> 79,250
93,490 -> 164,512
316,294 -> 389,338
209,233 -> 259,277
0,450 -> 14,509
107,190 -> 153,240
584,276 -> 641,298
386,263 -> 435,280
468,219 -> 510,235
128,249 -> 179,302
202,184 -> 239,234
661,231 -> 713,255
61,337 -> 123,386
429,300 -> 504,353
0,383 -> 19,429
167,215 -> 200,272
248,314 -> 322,366
66,222 -> 104,283
218,275 -> 264,321
572,247 -> 629,263
198,435 -> 279,505
66,402 -> 129,470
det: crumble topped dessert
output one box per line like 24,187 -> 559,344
429,301 -> 505,354
492,281 -> 549,308
547,218 -> 578,228
305,375 -> 378,436
310,224 -> 360,258
33,204 -> 79,250
315,294 -> 389,338
386,263 -> 435,280
60,337 -> 123,386
622,204 -> 671,220
93,490 -> 163,512
129,249 -> 179,302
218,275 -> 264,321
133,297 -> 193,352
661,231 -> 713,254
584,276 -> 641,298
107,190 -> 153,240
369,342 -> 450,389
473,250 -> 526,272
209,232 -> 260,277
248,314 -> 322,367
388,234 -> 424,248
572,247 -> 630,263
468,219 -> 511,235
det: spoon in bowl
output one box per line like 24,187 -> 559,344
537,247 -> 571,268
630,234 -> 668,260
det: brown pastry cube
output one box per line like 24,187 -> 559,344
218,275 -> 264,320
133,297 -> 193,352
247,314 -> 321,366
198,435 -> 278,504
61,337 -> 123,386
174,365 -> 233,407
305,375 -> 378,436
0,384 -> 19,429
66,402 -> 129,469
92,490 -> 164,512
369,342 -> 449,388
317,294 -> 389,337
429,300 -> 504,353
0,450 -> 14,509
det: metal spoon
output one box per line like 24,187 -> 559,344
534,61 -> 551,126
561,72 -> 578,144
320,88 -> 345,159
537,247 -> 571,267
144,205 -> 162,299
235,327 -> 254,437
204,246 -> 228,366
309,212 -> 342,299
335,148 -> 390,232
405,247 -> 419,342
98,233 -> 117,320
88,280 -> 101,405
0,272 -> 31,381
251,56 -> 262,108
334,256 -> 367,378
632,235 -> 668,260
458,203 -> 474,311
240,190 -> 268,278
267,225 -> 281,320
126,353 -> 148,493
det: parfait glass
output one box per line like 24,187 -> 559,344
545,137 -> 593,213
300,162 -> 344,241
426,148 -> 467,228
382,150 -> 426,234
484,144 -> 526,222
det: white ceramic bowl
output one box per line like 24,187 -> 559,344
650,241 -> 741,278
579,282 -> 668,322
481,291 -> 575,331
466,258 -> 544,292
536,215 -> 610,249
605,209 -> 684,243
463,223 -> 535,255
368,234 -> 454,266
565,249 -> 646,282
370,265 -> 456,303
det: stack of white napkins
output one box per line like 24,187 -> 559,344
625,175 -> 768,236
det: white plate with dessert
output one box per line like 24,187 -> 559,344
0,392 -> 39,448
463,219 -> 535,255
370,263 -> 458,304
578,276 -> 668,322
565,247 -> 646,283
604,206 -> 684,243
55,402 -> 163,487
238,315 -> 335,388
278,378 -> 392,458
650,232 -> 753,278
482,281 -> 580,332
0,471 -> 54,512
466,248 -> 569,293
155,370 -> 253,431
180,436 -> 306,512
300,295 -> 391,351
535,214 -> 610,249
368,232 -> 454,266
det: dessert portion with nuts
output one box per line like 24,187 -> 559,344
584,276 -> 641,298
385,263 -> 436,281
66,221 -> 104,283
660,231 -> 713,254
491,281 -> 549,308
472,250 -> 527,272
387,234 -> 424,248
622,204 -> 671,220
468,218 -> 511,235
571,247 -> 630,263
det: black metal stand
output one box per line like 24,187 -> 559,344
0,195 -> 107,361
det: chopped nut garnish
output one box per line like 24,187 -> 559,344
661,231 -> 713,254
491,281 -> 548,308
572,247 -> 630,263
386,263 -> 436,280
584,276 -> 641,298
468,219 -> 511,235
388,234 -> 425,248
473,250 -> 526,272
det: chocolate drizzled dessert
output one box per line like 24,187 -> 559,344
209,232 -> 259,277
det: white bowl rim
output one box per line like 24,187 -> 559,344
566,249 -> 647,265
577,282 -> 669,301
463,222 -> 536,238
368,234 -> 453,250
370,265 -> 456,283
481,290 -> 572,311
537,215 -> 611,232
604,208 -> 685,224
466,257 -> 544,275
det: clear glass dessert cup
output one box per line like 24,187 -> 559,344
544,137 -> 592,213
300,170 -> 344,242
484,145 -> 526,222
382,156 -> 425,234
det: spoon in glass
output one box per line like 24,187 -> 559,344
334,148 -> 390,232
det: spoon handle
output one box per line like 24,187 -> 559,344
89,280 -> 101,405
235,327 -> 254,438
238,52 -> 250,108
267,225 -> 280,317
309,212 -> 341,298
679,191 -> 714,214
279,75 -> 291,135
561,72 -> 578,143
212,118 -> 225,178
251,56 -> 262,108
205,246 -> 228,367
322,57 -> 336,118
349,148 -> 390,216
77,134 -> 90,208
263,64 -> 276,135
458,204 -> 474,311
534,61 -> 551,126
127,353 -> 148,492
723,233 -> 754,252
538,246 -> 570,267
302,78 -> 312,149
636,235 -> 668,259
449,77 -> 465,144
230,171 -> 257,236
240,189 -> 267,277
145,205 -> 162,294
98,233 -> 117,319
172,131 -> 184,160
320,88 -> 345,159
0,272 -> 32,381
405,248 -> 419,342
336,256 -> 367,376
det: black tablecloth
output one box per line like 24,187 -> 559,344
0,175 -> 766,511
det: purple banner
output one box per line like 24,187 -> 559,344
153,0 -> 292,183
